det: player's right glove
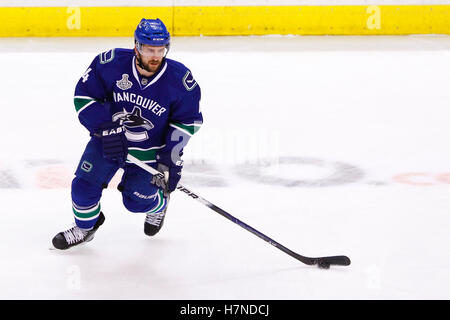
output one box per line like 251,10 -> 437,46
151,151 -> 183,196
98,120 -> 128,165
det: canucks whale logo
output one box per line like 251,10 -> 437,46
112,107 -> 154,142
123,107 -> 154,130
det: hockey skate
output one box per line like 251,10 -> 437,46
52,212 -> 105,250
144,206 -> 167,236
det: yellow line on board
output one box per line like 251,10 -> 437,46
0,5 -> 449,37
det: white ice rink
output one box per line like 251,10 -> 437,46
0,35 -> 449,300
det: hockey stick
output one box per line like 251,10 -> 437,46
127,154 -> 351,269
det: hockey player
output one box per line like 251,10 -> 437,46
52,18 -> 202,250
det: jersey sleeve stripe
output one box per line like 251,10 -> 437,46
74,96 -> 96,113
169,122 -> 202,136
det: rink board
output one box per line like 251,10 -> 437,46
0,5 -> 449,36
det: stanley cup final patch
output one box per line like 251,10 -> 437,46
116,74 -> 133,90
182,70 -> 197,91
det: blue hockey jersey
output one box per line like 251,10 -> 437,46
73,48 -> 202,163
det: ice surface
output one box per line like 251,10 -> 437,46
0,35 -> 449,299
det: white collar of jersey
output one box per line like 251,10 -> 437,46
132,56 -> 167,90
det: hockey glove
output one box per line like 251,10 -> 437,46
98,120 -> 128,165
151,151 -> 183,196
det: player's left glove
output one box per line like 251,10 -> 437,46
151,151 -> 183,196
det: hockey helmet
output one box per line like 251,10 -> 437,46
134,18 -> 170,55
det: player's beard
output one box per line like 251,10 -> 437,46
136,53 -> 162,74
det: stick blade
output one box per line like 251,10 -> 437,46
315,255 -> 351,269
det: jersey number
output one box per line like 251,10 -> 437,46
81,68 -> 92,83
